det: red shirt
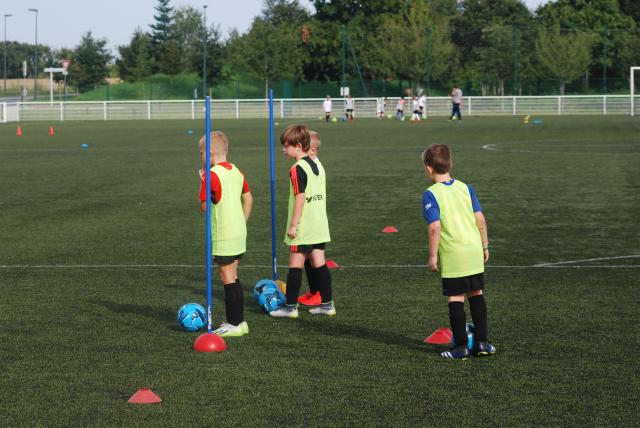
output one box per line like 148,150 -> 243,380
199,162 -> 250,204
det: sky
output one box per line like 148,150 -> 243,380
2,0 -> 549,51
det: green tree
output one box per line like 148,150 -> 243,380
149,0 -> 175,69
117,29 -> 154,82
535,26 -> 594,94
68,32 -> 112,92
535,0 -> 636,88
375,1 -> 454,89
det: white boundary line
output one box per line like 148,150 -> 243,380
534,255 -> 640,267
0,263 -> 638,269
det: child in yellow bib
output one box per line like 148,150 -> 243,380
198,131 -> 253,337
422,144 -> 495,359
270,125 -> 335,318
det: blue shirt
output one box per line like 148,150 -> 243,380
423,179 -> 482,224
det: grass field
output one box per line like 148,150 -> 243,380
1,115 -> 639,426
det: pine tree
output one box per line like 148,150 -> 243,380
150,0 -> 175,67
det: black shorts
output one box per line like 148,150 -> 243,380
442,272 -> 484,296
213,253 -> 244,265
290,243 -> 326,254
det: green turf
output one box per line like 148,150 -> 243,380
1,116 -> 639,426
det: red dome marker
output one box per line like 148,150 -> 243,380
424,327 -> 453,344
193,332 -> 227,353
382,226 -> 398,233
326,259 -> 340,269
128,388 -> 162,404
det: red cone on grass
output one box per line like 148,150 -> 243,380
193,332 -> 227,353
16,126 -> 22,137
48,126 -> 55,136
326,259 -> 340,269
128,388 -> 162,404
424,327 -> 453,344
382,226 -> 398,233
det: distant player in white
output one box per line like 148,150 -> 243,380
323,95 -> 332,123
449,85 -> 463,121
344,94 -> 355,121
418,92 -> 427,119
411,96 -> 421,121
377,97 -> 387,119
395,96 -> 405,120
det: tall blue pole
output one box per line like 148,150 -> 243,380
205,96 -> 213,333
268,90 -> 277,280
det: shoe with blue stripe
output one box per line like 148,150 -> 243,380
475,341 -> 496,357
440,346 -> 470,360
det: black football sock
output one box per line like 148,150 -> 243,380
449,302 -> 467,347
469,295 -> 488,342
224,282 -> 244,326
314,264 -> 332,303
304,259 -> 318,294
285,268 -> 303,305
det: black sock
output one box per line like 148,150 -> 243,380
469,295 -> 488,342
304,259 -> 318,294
285,268 -> 302,305
224,282 -> 244,326
449,302 -> 467,347
314,264 -> 332,303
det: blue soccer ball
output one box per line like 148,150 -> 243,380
263,293 -> 285,312
452,323 -> 475,350
253,279 -> 279,303
177,303 -> 207,332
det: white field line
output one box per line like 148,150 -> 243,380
534,255 -> 640,267
0,263 -> 638,269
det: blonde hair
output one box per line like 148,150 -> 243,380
309,130 -> 321,150
199,131 -> 229,159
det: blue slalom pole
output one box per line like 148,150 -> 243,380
205,96 -> 213,333
268,89 -> 277,281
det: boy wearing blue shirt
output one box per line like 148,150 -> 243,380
422,144 -> 495,359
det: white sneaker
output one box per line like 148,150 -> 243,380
213,321 -> 249,337
269,305 -> 299,318
309,302 -> 336,316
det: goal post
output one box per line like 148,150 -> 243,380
632,67 -> 638,116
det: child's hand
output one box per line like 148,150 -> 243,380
428,255 -> 438,272
287,225 -> 297,239
483,249 -> 490,263
198,168 -> 205,180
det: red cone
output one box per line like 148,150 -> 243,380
48,126 -> 55,136
193,332 -> 227,353
326,259 -> 340,269
16,126 -> 22,137
424,327 -> 453,344
382,226 -> 398,233
128,388 -> 162,404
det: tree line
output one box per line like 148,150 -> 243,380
3,0 -> 640,96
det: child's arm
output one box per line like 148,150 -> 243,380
242,191 -> 253,223
475,211 -> 489,262
287,193 -> 305,238
427,220 -> 441,272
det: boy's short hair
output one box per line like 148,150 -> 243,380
280,124 -> 310,152
309,130 -> 321,149
422,144 -> 452,174
199,131 -> 228,157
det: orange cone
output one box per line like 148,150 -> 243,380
382,226 -> 398,233
128,388 -> 162,404
48,126 -> 55,136
16,126 -> 22,137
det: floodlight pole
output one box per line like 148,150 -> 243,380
3,14 -> 12,98
202,5 -> 207,99
28,8 -> 38,101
